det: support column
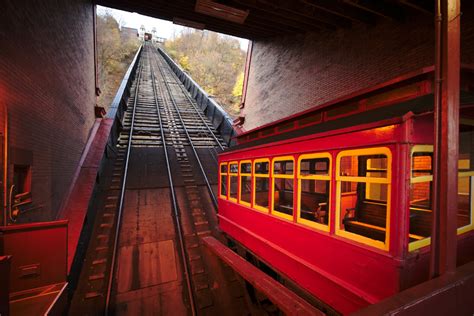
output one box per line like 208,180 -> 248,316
431,0 -> 461,277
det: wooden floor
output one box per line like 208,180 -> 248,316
114,188 -> 187,315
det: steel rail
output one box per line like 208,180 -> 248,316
157,49 -> 225,152
163,64 -> 223,164
149,49 -> 197,316
152,51 -> 219,209
105,60 -> 143,315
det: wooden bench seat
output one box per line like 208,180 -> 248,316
344,200 -> 387,241
300,192 -> 329,223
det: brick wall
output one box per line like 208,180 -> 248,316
243,6 -> 474,130
0,0 -> 96,222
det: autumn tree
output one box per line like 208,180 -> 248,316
165,30 -> 246,117
96,10 -> 140,110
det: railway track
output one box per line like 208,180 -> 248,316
69,44 -> 250,315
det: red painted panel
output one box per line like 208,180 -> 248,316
0,220 -> 67,293
0,256 -> 11,316
222,120 -> 403,160
218,203 -> 398,314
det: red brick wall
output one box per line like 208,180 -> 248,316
0,0 -> 96,222
243,6 -> 474,130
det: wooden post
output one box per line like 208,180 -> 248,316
431,0 -> 461,277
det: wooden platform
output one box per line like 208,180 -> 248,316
202,236 -> 324,316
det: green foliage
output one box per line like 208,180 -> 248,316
165,30 -> 246,117
96,10 -> 140,110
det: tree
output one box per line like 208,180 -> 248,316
165,30 -> 246,117
96,10 -> 140,110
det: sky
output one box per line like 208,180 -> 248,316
97,5 -> 249,51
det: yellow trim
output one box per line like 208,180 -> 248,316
219,162 -> 228,199
408,146 -> 433,251
296,153 -> 331,232
409,233 -> 424,240
409,145 -> 474,251
271,156 -> 295,221
345,220 -> 385,231
337,176 -> 390,184
411,145 -> 433,155
457,173 -> 474,234
253,158 -> 270,213
335,147 -> 392,251
411,176 -> 433,183
409,237 -> 431,252
239,160 -> 252,207
228,161 -> 239,202
459,171 -> 474,177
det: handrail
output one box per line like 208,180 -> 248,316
106,45 -> 143,120
105,45 -> 143,157
156,46 -> 237,146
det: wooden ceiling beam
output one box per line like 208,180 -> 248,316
231,0 -> 332,31
300,0 -> 376,25
258,0 -> 352,28
342,0 -> 404,20
397,0 -> 434,15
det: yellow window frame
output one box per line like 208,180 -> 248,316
409,145 -> 474,251
271,156 -> 295,221
228,161 -> 239,203
335,147 -> 392,251
239,160 -> 252,207
219,162 -> 228,199
297,153 -> 332,232
253,158 -> 270,213
458,170 -> 474,234
409,145 -> 433,251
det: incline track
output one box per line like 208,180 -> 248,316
70,44 -> 251,315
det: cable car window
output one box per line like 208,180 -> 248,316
408,147 -> 433,251
336,148 -> 391,251
253,160 -> 270,212
240,161 -> 252,206
272,157 -> 295,221
298,154 -> 331,231
458,121 -> 474,235
273,160 -> 293,175
409,122 -> 474,251
219,163 -> 228,198
255,161 -> 269,174
229,162 -> 238,202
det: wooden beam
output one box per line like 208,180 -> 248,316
398,0 -> 434,15
202,236 -> 324,316
431,0 -> 461,277
301,0 -> 376,24
343,0 -> 404,20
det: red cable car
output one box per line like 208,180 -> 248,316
217,67 -> 474,314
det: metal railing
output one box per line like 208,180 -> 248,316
156,46 -> 237,146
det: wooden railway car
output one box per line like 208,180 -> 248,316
217,67 -> 474,314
